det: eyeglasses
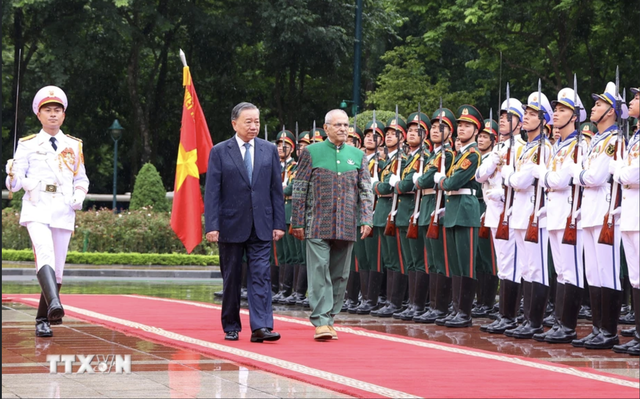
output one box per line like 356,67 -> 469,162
330,123 -> 349,128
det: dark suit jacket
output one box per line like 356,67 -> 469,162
204,136 -> 286,243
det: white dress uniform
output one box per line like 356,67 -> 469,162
613,130 -> 639,289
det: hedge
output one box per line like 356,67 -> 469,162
2,207 -> 218,255
2,249 -> 219,266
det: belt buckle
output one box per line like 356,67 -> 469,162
45,184 -> 57,193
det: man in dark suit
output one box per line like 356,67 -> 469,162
205,102 -> 286,343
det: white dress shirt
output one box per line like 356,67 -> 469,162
235,134 -> 255,168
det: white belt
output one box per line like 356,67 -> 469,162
623,184 -> 640,189
547,188 -> 570,193
421,189 -> 436,195
378,194 -> 393,198
445,188 -> 476,196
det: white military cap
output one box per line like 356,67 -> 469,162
523,92 -> 554,124
32,85 -> 68,115
500,98 -> 524,121
551,88 -> 587,123
591,82 -> 629,119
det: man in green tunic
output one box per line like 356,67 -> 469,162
292,110 -> 373,340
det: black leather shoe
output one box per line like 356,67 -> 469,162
627,340 -> 640,356
413,309 -> 445,324
619,311 -> 635,325
612,338 -> 639,354
578,305 -> 591,320
621,327 -> 636,337
251,328 -> 281,343
35,318 -> 52,338
372,303 -> 402,318
225,331 -> 239,341
240,288 -> 248,301
301,298 -> 310,308
572,328 -> 600,348
214,290 -> 224,298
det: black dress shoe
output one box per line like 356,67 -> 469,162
225,331 -> 239,341
35,318 -> 52,338
240,288 -> 248,301
251,328 -> 281,343
621,327 -> 636,337
214,290 -> 224,298
619,311 -> 635,325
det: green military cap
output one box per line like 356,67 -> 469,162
456,105 -> 483,131
276,130 -> 296,149
298,131 -> 311,144
311,128 -> 326,142
385,117 -> 407,137
364,120 -> 386,140
430,108 -> 457,133
481,118 -> 499,139
579,122 -> 597,140
348,124 -> 364,143
407,111 -> 432,131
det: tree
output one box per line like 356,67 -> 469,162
130,163 -> 170,212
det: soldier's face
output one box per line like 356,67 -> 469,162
37,104 -> 65,132
297,142 -> 307,156
385,129 -> 401,148
457,121 -> 476,144
232,109 -> 260,142
429,122 -> 446,144
523,108 -> 541,132
364,132 -> 377,150
553,104 -> 574,129
324,113 -> 349,145
406,125 -> 422,147
476,132 -> 493,151
629,92 -> 640,118
590,99 -> 615,123
499,112 -> 520,138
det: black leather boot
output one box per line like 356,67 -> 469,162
270,264 -> 280,295
358,270 -> 370,304
473,273 -> 499,318
357,271 -> 383,314
371,270 -> 395,317
35,293 -> 52,337
415,273 -> 450,323
543,282 -> 564,328
395,271 -> 417,319
49,284 -> 63,326
506,280 -> 532,337
408,272 -> 430,320
585,287 -> 621,349
512,282 -> 548,339
376,271 -> 407,318
472,272 -> 485,315
445,277 -> 476,328
345,271 -> 361,313
573,286 -> 602,347
578,278 -> 592,319
542,283 -> 582,343
436,275 -> 460,326
277,264 -> 294,303
37,265 -> 64,322
486,279 -> 520,334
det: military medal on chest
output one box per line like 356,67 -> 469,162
59,147 -> 76,172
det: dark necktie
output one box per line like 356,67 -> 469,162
50,137 -> 57,151
243,142 -> 252,184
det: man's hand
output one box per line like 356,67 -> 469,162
360,225 -> 372,240
5,159 -> 14,176
205,231 -> 219,243
273,229 -> 285,241
434,171 -> 446,184
70,190 -> 86,211
412,172 -> 422,185
389,174 -> 400,187
291,228 -> 304,240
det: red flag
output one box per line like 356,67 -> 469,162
171,64 -> 213,253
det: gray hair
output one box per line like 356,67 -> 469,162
231,102 -> 259,121
324,109 -> 348,124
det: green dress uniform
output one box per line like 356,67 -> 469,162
436,105 -> 483,328
413,107 -> 457,323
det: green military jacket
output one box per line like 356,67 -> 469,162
395,149 -> 424,227
416,145 -> 454,226
439,142 -> 481,228
372,150 -> 404,227
282,158 -> 297,224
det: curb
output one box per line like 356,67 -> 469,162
2,268 -> 221,279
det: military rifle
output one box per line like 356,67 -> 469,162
562,74 -> 583,245
7,48 -> 22,200
495,83 -> 514,241
407,103 -> 424,239
426,98 -> 446,239
367,110 -> 380,238
384,104 -> 402,236
478,108 -> 494,239
525,79 -> 545,243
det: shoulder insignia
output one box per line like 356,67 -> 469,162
532,152 -> 539,164
469,147 -> 477,154
66,135 -> 83,142
19,134 -> 37,142
605,143 -> 615,157
461,159 -> 472,170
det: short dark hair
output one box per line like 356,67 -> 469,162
231,102 -> 259,121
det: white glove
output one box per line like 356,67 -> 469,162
389,174 -> 400,187
434,171 -> 446,184
608,159 -> 622,175
611,207 -> 621,217
282,182 -> 288,189
501,164 -> 514,181
485,188 -> 504,202
391,209 -> 398,217
574,209 -> 581,221
536,206 -> 546,218
71,190 -> 86,211
412,172 -> 422,185
531,164 -> 546,179
412,211 -> 420,219
436,207 -> 446,218
489,151 -> 501,166
5,159 -> 14,175
505,206 -> 513,218
571,164 -> 583,182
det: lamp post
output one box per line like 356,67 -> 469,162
340,99 -> 358,117
108,119 -> 124,214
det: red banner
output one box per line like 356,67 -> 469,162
170,66 -> 213,253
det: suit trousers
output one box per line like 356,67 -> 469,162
306,238 -> 354,327
26,222 -> 72,284
218,226 -> 274,333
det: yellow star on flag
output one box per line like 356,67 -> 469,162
175,143 -> 199,191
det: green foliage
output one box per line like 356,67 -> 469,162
130,163 -> 170,212
9,189 -> 24,210
351,110 -> 405,132
2,249 -> 219,266
2,208 -> 217,255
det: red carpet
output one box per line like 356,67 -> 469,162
5,294 -> 639,398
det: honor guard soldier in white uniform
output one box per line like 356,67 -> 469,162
571,82 -> 626,349
5,86 -> 89,337
479,98 -> 526,334
533,87 -> 588,343
611,87 -> 640,356
501,89 -> 553,339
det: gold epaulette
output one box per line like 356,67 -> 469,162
19,134 -> 37,142
66,135 -> 83,142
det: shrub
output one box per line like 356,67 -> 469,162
2,249 -> 219,266
130,163 -> 170,212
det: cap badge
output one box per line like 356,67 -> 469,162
414,115 -> 419,121
462,108 -> 469,115
583,125 -> 590,131
485,121 -> 491,127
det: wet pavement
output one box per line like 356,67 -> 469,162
2,277 -> 639,398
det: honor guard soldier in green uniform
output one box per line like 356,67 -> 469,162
434,105 -> 483,328
343,124 -> 367,312
356,119 -> 387,314
413,108 -> 456,323
393,111 -> 432,320
370,116 -> 409,317
472,117 -> 500,318
274,129 -> 297,304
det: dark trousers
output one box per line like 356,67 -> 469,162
218,225 -> 274,333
